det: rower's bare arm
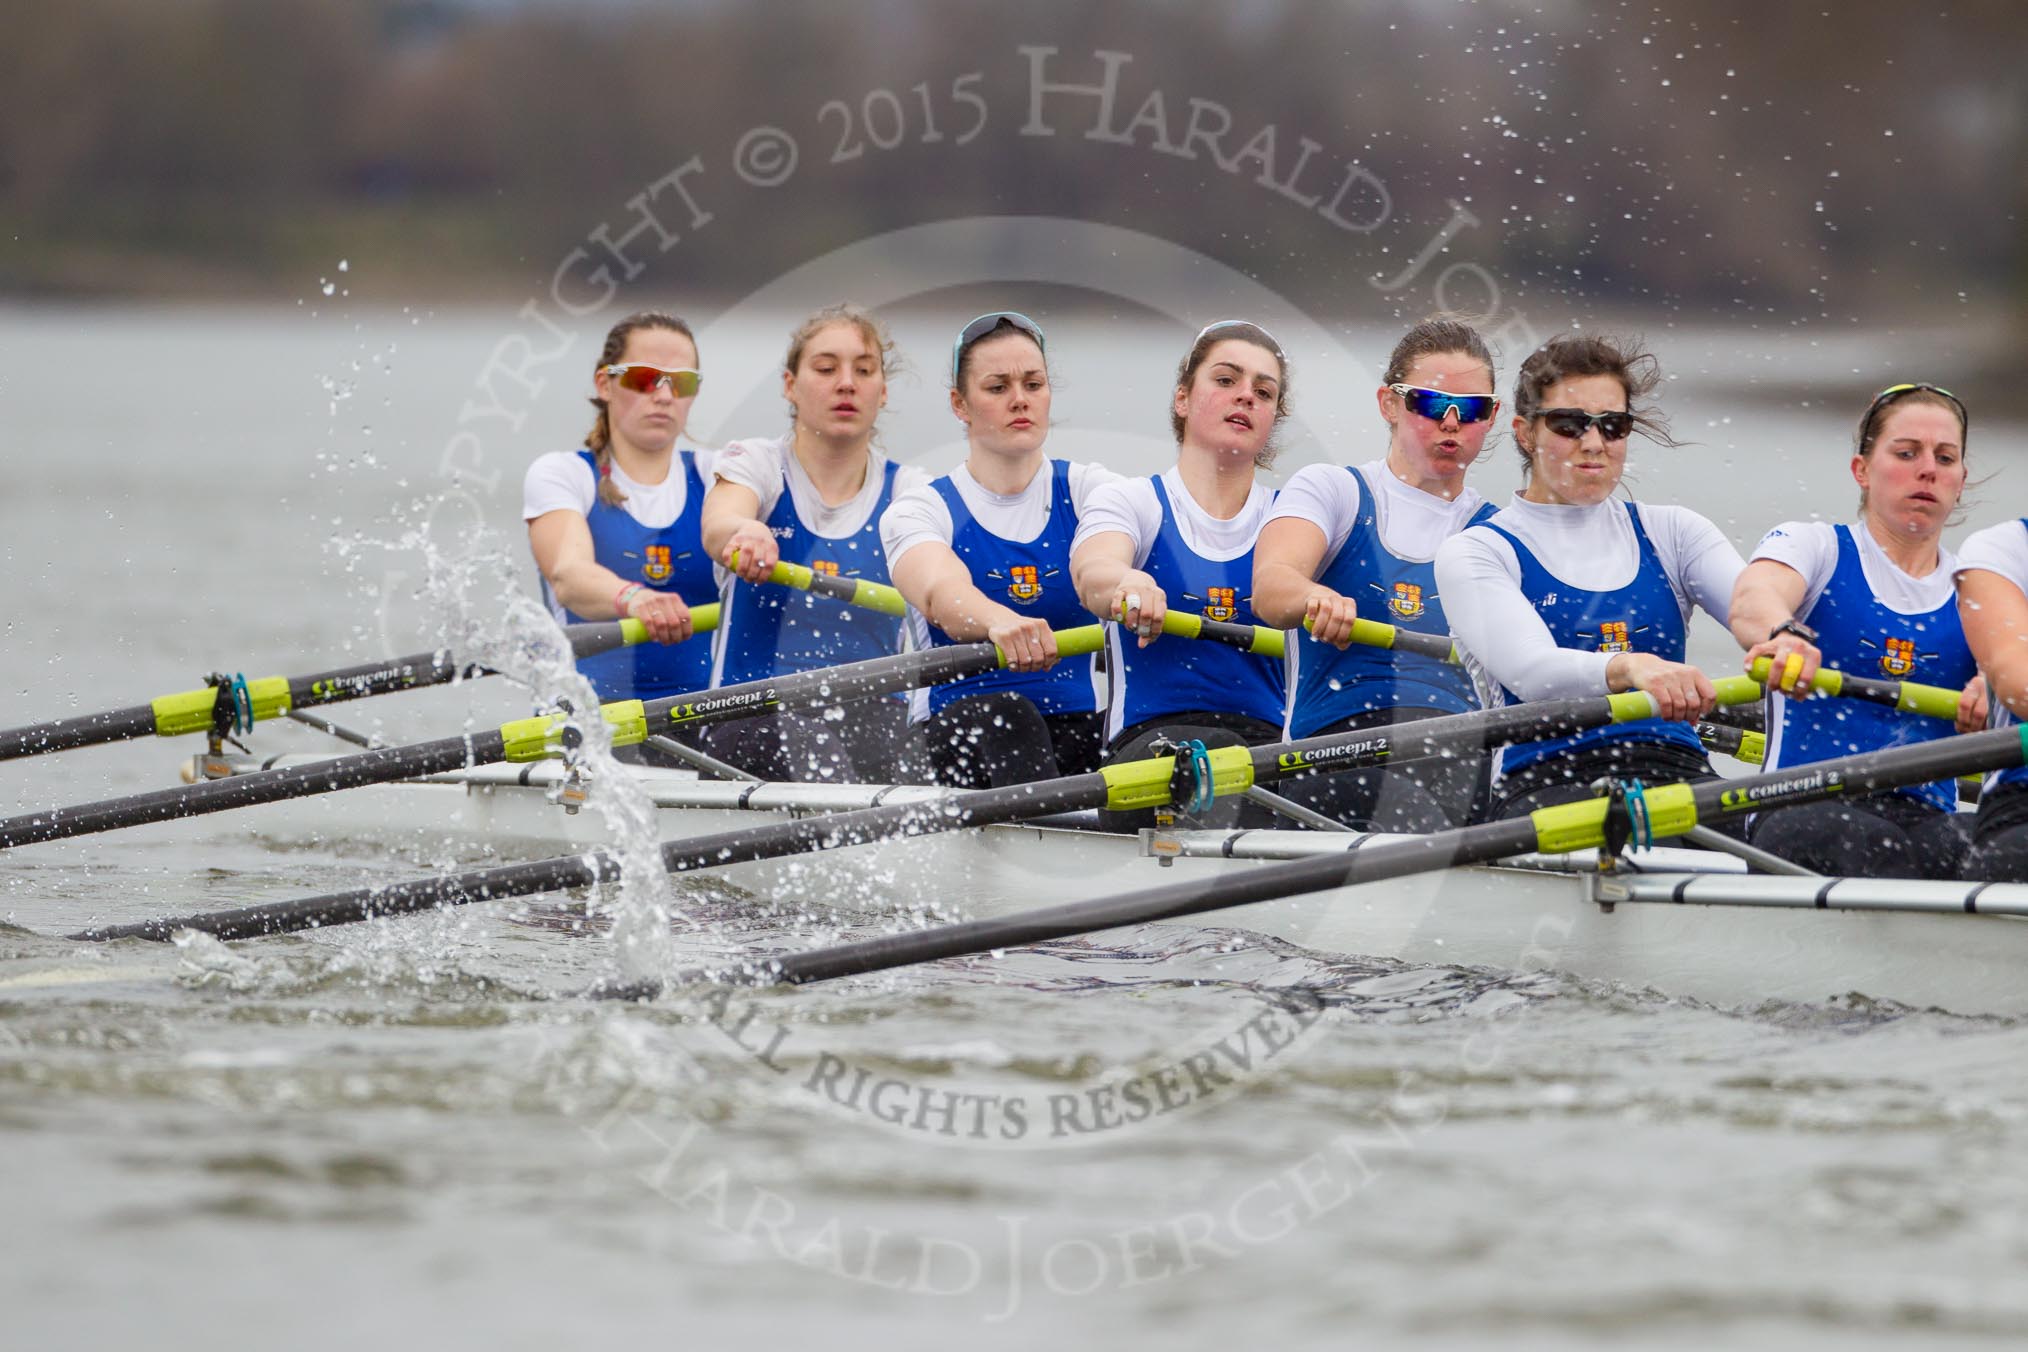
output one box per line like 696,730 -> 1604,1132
527,511 -> 692,643
702,480 -> 775,582
1253,518 -> 1356,643
1959,568 -> 2028,720
1072,531 -> 1165,645
892,543 -> 1058,670
1730,558 -> 1823,695
528,511 -> 626,617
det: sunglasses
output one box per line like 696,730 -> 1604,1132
952,311 -> 1046,383
1388,383 -> 1498,425
1195,318 -> 1284,356
1859,382 -> 1967,446
1538,408 -> 1635,441
602,364 -> 702,398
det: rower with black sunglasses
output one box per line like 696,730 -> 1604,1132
1434,334 -> 1747,824
1252,317 -> 1502,831
879,312 -> 1121,788
523,310 -> 718,703
1729,383 -> 1987,878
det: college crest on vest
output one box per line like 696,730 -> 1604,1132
1592,620 -> 1633,653
1203,587 -> 1238,623
1880,636 -> 1916,677
811,559 -> 840,577
1388,581 -> 1425,620
643,545 -> 673,583
1007,564 -> 1042,603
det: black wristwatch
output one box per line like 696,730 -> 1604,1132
1768,619 -> 1818,645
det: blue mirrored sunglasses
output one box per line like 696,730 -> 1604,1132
1389,383 -> 1497,425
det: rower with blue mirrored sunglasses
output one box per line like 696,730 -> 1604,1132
601,363 -> 702,398
1387,383 -> 1499,425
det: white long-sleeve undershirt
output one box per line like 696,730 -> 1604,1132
1433,496 -> 1745,702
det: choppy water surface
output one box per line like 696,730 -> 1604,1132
3,306 -> 2027,1348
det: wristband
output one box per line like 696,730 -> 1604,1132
1768,618 -> 1818,646
615,583 -> 644,616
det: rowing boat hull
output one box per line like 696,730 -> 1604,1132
102,759 -> 2028,1018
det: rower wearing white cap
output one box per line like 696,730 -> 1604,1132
881,312 -> 1119,787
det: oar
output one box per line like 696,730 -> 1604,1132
0,614 -> 702,762
1696,720 -> 1765,766
0,625 -> 1105,850
761,560 -> 907,616
73,684 -> 1714,943
1748,657 -> 1964,721
1148,610 -> 1458,664
653,724 -> 2028,992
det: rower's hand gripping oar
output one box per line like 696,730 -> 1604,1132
0,624 -> 1104,850
76,683 -> 1713,944
630,722 -> 2028,992
0,615 -> 703,762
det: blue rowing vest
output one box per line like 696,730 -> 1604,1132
1287,466 -> 1494,738
1483,503 -> 1702,779
715,459 -> 903,684
545,449 -> 717,701
1108,476 -> 1285,738
925,460 -> 1097,717
1985,519 -> 2028,794
1766,525 -> 1976,813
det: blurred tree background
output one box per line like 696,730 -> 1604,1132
1,0 -> 2020,333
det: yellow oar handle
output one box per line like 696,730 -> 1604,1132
755,559 -> 907,616
614,602 -> 719,647
1747,657 -> 1963,721
995,624 -> 1105,668
1299,614 -> 1460,664
1157,610 -> 1286,658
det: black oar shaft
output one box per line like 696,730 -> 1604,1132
0,704 -> 161,759
762,823 -> 1541,987
1,732 -> 508,850
76,773 -> 1110,942
0,620 -> 652,763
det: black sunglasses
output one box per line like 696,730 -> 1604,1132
1539,408 -> 1635,441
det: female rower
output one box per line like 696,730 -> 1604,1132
1252,317 -> 1500,831
523,310 -> 715,703
1730,384 -> 1985,877
1954,514 -> 2028,881
1070,320 -> 1288,827
1433,334 -> 1746,821
700,304 -> 929,782
880,312 -> 1119,787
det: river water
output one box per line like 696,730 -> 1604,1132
3,302 -> 2026,1348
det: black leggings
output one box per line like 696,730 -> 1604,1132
1273,706 -> 1485,833
1097,711 -> 1284,834
1962,785 -> 2028,882
698,699 -> 922,784
1750,792 -> 1973,880
920,691 -> 1104,789
1488,739 -> 1749,842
